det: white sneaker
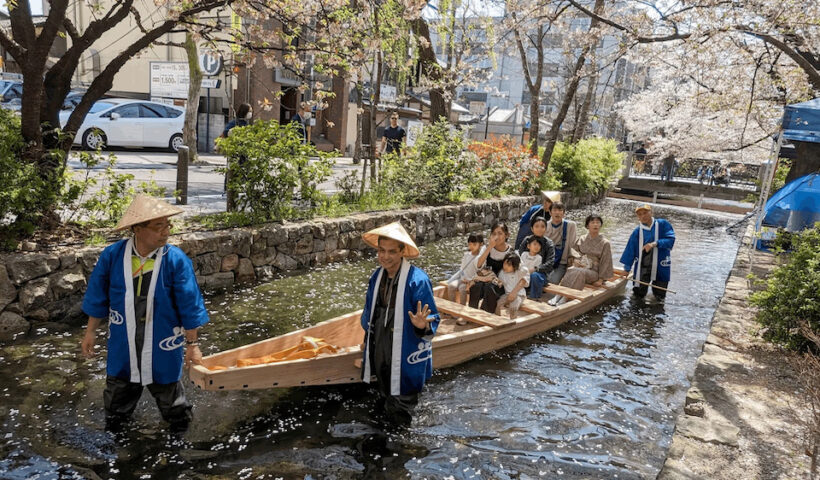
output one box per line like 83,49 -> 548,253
556,297 -> 568,306
547,296 -> 560,306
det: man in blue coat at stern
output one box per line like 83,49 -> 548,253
360,222 -> 440,425
620,204 -> 675,300
81,195 -> 209,433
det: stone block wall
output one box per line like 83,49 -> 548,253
0,191 -> 603,339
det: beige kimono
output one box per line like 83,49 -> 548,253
561,234 -> 614,290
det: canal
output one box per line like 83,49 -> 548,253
0,199 -> 743,479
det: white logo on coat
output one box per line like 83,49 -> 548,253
109,308 -> 124,325
159,327 -> 186,351
406,341 -> 432,365
660,256 -> 671,267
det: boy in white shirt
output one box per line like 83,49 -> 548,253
446,233 -> 484,304
497,253 -> 529,319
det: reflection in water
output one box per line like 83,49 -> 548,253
0,199 -> 742,479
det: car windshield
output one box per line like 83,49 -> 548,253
89,102 -> 114,113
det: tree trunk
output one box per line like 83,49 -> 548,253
540,0 -> 604,169
410,17 -> 447,122
368,51 -> 383,182
529,98 -> 540,157
785,141 -> 820,185
184,33 -> 202,163
571,68 -> 598,143
355,82 -> 367,196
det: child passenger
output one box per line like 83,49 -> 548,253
446,233 -> 484,304
497,252 -> 529,319
521,236 -> 543,276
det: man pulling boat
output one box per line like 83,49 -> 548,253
360,222 -> 441,425
619,203 -> 676,300
81,195 -> 209,433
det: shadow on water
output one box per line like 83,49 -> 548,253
0,199 -> 744,479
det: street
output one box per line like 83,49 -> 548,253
66,150 -> 363,216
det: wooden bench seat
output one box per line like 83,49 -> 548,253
543,284 -> 593,300
434,297 -> 515,329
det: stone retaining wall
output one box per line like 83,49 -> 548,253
0,191 -> 606,340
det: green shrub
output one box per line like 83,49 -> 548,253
0,110 -> 39,246
549,137 -> 623,195
60,151 -> 167,227
750,225 -> 820,351
380,120 -> 471,205
215,121 -> 334,220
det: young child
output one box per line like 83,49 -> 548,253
497,252 -> 529,319
446,233 -> 484,304
520,236 -> 543,277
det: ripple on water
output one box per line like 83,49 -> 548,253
0,199 -> 743,479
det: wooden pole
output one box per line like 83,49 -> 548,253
628,276 -> 677,294
176,146 -> 189,205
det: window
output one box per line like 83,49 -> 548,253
109,104 -> 139,118
140,104 -> 164,118
90,102 -> 114,114
163,106 -> 183,118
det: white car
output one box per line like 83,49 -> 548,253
60,99 -> 186,152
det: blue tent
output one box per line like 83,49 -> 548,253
782,98 -> 820,144
762,173 -> 820,231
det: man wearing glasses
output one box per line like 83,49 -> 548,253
380,112 -> 406,156
81,195 -> 209,433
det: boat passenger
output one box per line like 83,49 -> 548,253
619,204 -> 676,300
517,217 -> 555,300
514,191 -> 559,250
469,222 -> 513,314
81,195 -> 209,433
544,202 -> 578,290
549,214 -> 614,306
360,222 -> 441,425
497,253 -> 529,319
445,233 -> 484,304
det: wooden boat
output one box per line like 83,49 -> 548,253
189,270 -> 629,391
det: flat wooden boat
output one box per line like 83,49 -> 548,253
189,270 -> 629,391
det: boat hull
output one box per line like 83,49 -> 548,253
189,275 -> 627,391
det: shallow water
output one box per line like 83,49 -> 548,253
0,199 -> 743,479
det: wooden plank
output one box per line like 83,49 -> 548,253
543,284 -> 592,299
434,297 -> 515,329
520,299 -> 555,315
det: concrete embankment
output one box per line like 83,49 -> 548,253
659,225 -> 813,479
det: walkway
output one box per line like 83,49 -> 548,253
67,150 -> 364,216
659,225 -> 812,479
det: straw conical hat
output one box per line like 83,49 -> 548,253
362,222 -> 420,258
114,194 -> 184,231
541,191 -> 561,203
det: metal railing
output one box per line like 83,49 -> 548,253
628,155 -> 760,189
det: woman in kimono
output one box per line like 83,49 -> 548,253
549,214 -> 613,306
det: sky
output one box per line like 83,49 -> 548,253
1,0 -> 45,16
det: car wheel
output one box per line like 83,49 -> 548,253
82,128 -> 106,150
169,133 -> 184,152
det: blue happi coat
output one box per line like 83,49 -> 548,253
361,259 -> 440,396
82,239 -> 209,385
619,218 -> 676,283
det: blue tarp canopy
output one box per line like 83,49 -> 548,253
762,173 -> 820,231
782,98 -> 820,144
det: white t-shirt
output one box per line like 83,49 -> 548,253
459,247 -> 484,282
498,268 -> 529,297
520,252 -> 542,273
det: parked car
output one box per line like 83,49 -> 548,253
0,81 -> 22,103
59,98 -> 185,152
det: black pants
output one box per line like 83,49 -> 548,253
104,376 -> 193,432
633,266 -> 668,300
468,281 -> 504,313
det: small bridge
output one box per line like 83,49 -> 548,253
618,156 -> 760,202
